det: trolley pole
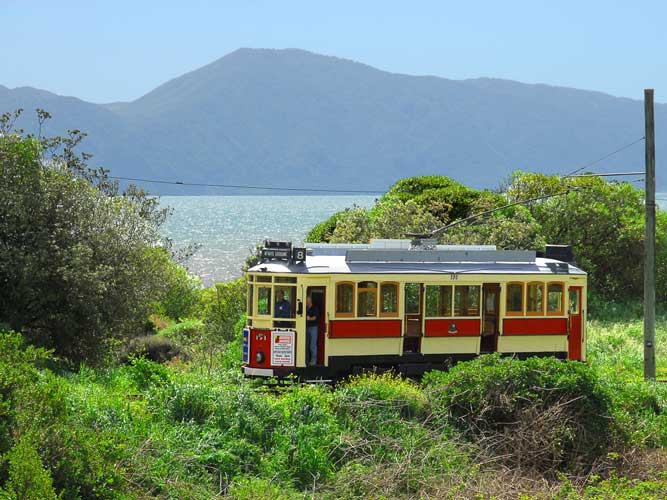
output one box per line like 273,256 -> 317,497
644,88 -> 656,381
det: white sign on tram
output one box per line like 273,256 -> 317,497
271,330 -> 295,366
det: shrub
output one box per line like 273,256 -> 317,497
227,477 -> 301,500
122,335 -> 183,363
305,210 -> 345,243
157,262 -> 203,321
2,437 -> 58,500
268,385 -> 340,488
335,372 -> 427,427
423,355 -> 616,473
164,383 -> 220,424
128,356 -> 171,390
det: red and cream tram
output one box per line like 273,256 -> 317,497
243,240 -> 586,379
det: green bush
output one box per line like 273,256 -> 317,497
305,210 -> 345,243
334,372 -> 427,430
156,262 -> 203,321
2,437 -> 58,500
424,355 -> 616,473
128,356 -> 171,390
268,385 -> 340,488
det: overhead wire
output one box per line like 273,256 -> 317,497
108,176 -> 385,194
563,136 -> 645,177
108,135 -> 647,195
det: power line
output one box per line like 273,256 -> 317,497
109,176 -> 385,194
564,171 -> 644,178
563,136 -> 646,177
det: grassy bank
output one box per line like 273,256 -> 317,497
2,307 -> 667,500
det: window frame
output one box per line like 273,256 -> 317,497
357,281 -> 378,318
273,284 -> 297,319
568,288 -> 581,315
379,281 -> 400,317
546,281 -> 565,316
505,282 -> 524,316
247,283 -> 254,317
454,285 -> 481,317
425,284 -> 453,318
526,281 -> 545,316
404,283 -> 422,315
335,281 -> 356,318
256,285 -> 273,316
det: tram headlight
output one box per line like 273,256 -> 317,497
255,351 -> 266,364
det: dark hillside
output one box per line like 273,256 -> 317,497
1,49 -> 664,192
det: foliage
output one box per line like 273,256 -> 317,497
329,207 -> 371,243
155,261 -> 203,321
1,437 -> 58,500
128,356 -> 171,390
305,210 -> 345,243
0,110 -> 178,364
441,201 -> 546,249
307,172 -> 664,302
380,175 -> 501,222
196,279 -> 246,372
1,319 -> 667,498
423,355 -> 617,473
122,334 -> 183,363
505,171 -> 657,300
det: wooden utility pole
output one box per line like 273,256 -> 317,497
644,89 -> 656,381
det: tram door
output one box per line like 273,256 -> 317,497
403,283 -> 423,353
568,287 -> 583,360
306,286 -> 327,365
481,284 -> 500,352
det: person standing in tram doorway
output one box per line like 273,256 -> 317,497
306,295 -> 319,366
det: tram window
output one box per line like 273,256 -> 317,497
247,284 -> 254,316
527,282 -> 545,315
380,282 -> 399,316
405,283 -> 421,314
426,285 -> 452,317
357,281 -> 378,317
257,287 -> 272,315
336,282 -> 355,317
506,283 -> 523,315
275,277 -> 297,283
454,285 -> 480,317
247,275 -> 254,282
256,275 -> 272,283
274,286 -> 296,318
569,289 -> 580,314
547,283 -> 564,315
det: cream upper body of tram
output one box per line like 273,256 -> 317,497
243,240 -> 586,379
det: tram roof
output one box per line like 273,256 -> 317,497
248,246 -> 586,276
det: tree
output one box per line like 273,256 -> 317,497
0,110 -> 176,363
369,199 -> 441,240
505,171 -> 657,300
198,279 -> 246,373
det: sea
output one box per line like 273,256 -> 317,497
161,194 -> 667,286
160,196 -> 376,285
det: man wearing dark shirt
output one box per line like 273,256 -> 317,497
275,290 -> 291,327
306,295 -> 319,366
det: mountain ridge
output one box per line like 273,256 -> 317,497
1,48 -> 663,192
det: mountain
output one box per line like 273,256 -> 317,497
1,48 -> 663,193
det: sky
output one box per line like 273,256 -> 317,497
1,1 -> 665,104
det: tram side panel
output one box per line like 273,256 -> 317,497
243,273 -> 587,377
